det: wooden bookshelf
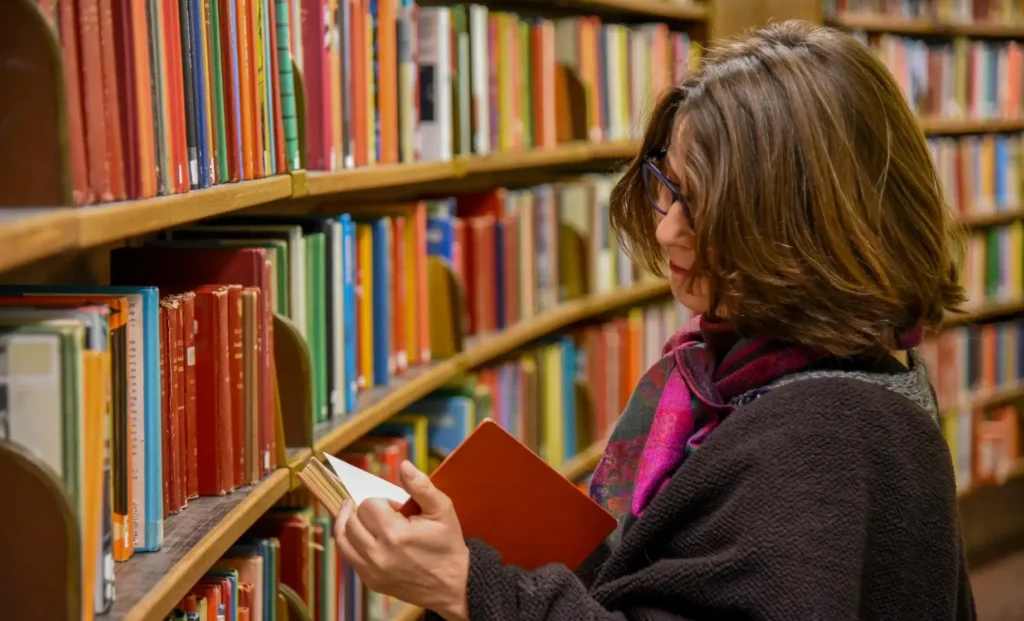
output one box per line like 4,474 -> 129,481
101,469 -> 291,621
559,0 -> 707,21
919,118 -> 1024,135
304,140 -> 638,197
560,440 -> 608,482
0,207 -> 78,273
944,299 -> 1024,327
313,280 -> 671,456
827,12 -> 1024,38
960,207 -> 1024,228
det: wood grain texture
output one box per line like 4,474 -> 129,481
305,141 -> 638,198
827,12 -> 1024,38
101,469 -> 290,621
0,208 -> 78,273
919,118 -> 1024,136
960,208 -> 1024,229
313,281 -> 671,456
77,176 -> 293,248
944,299 -> 1024,328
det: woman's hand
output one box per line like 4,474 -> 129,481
334,460 -> 470,621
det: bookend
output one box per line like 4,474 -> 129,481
278,583 -> 314,621
427,255 -> 467,359
555,64 -> 589,143
0,441 -> 81,621
0,0 -> 73,206
273,313 -> 315,452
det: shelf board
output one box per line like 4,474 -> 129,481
0,207 -> 78,273
828,12 -> 1024,38
558,0 -> 707,21
958,459 -> 1024,499
314,280 -> 670,456
305,141 -> 638,198
919,118 -> 1024,135
103,469 -> 291,621
944,299 -> 1024,327
959,207 -> 1024,227
286,446 -> 313,471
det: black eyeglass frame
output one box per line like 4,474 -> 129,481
642,149 -> 692,227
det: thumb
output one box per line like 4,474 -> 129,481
399,460 -> 450,517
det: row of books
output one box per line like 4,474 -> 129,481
859,34 -> 1022,121
929,132 -> 1022,216
943,403 -> 1021,493
302,8 -> 701,167
919,316 -> 1024,411
826,0 -> 1024,22
41,0 -> 700,206
960,221 -> 1024,307
166,298 -> 682,621
165,508 -> 326,621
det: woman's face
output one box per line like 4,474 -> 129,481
653,138 -> 713,315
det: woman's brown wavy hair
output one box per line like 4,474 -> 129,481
610,20 -> 966,356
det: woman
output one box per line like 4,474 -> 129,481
334,20 -> 976,620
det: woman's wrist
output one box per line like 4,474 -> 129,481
433,541 -> 471,621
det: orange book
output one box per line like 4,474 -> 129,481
350,0 -> 367,167
238,0 -> 256,179
309,420 -> 616,571
378,0 -> 398,164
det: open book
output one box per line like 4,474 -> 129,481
298,419 -> 617,570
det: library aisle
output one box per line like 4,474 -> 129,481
0,0 -> 1020,619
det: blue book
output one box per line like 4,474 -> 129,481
561,336 -> 577,460
227,0 -> 244,171
189,0 -> 210,188
205,569 -> 238,620
426,217 -> 455,261
995,135 -> 1008,209
406,394 -> 475,462
341,216 -> 358,412
371,219 -> 392,386
0,284 -> 164,551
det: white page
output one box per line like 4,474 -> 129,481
324,453 -> 411,505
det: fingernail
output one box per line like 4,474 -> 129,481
400,460 -> 418,479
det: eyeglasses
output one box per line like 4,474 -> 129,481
642,149 -> 692,227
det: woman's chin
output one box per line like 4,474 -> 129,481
669,283 -> 709,316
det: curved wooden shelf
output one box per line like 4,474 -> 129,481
959,207 -> 1024,228
314,280 -> 671,456
919,118 -> 1024,135
0,207 -> 78,273
101,469 -> 290,621
556,0 -> 707,21
305,141 -> 638,197
945,299 -> 1024,327
828,12 -> 1024,38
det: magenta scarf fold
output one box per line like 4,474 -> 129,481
589,314 -> 921,523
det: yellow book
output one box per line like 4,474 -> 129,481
356,224 -> 374,389
388,414 -> 431,473
199,0 -> 216,183
541,344 -> 565,468
497,13 -> 512,152
329,0 -> 343,170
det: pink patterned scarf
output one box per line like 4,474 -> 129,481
589,313 -> 921,523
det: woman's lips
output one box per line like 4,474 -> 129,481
668,261 -> 689,277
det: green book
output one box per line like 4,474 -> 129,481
304,233 -> 328,424
208,0 -> 230,183
275,0 -> 300,170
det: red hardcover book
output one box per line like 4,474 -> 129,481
97,0 -> 127,200
179,291 -> 200,499
260,260 -> 275,474
111,246 -> 272,478
391,217 -> 407,374
171,298 -> 187,510
55,0 -> 92,204
158,301 -> 171,514
193,285 -> 234,495
217,0 -> 242,181
225,284 -> 245,488
78,0 -> 114,202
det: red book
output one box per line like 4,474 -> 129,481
192,285 -> 233,495
111,246 -> 272,477
170,298 -> 187,510
97,0 -> 127,200
159,302 -> 170,513
78,0 -> 113,202
225,284 -> 245,488
179,292 -> 200,499
217,0 -> 242,181
55,0 -> 92,204
391,217 -> 407,374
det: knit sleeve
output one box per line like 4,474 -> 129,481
428,378 -> 967,621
